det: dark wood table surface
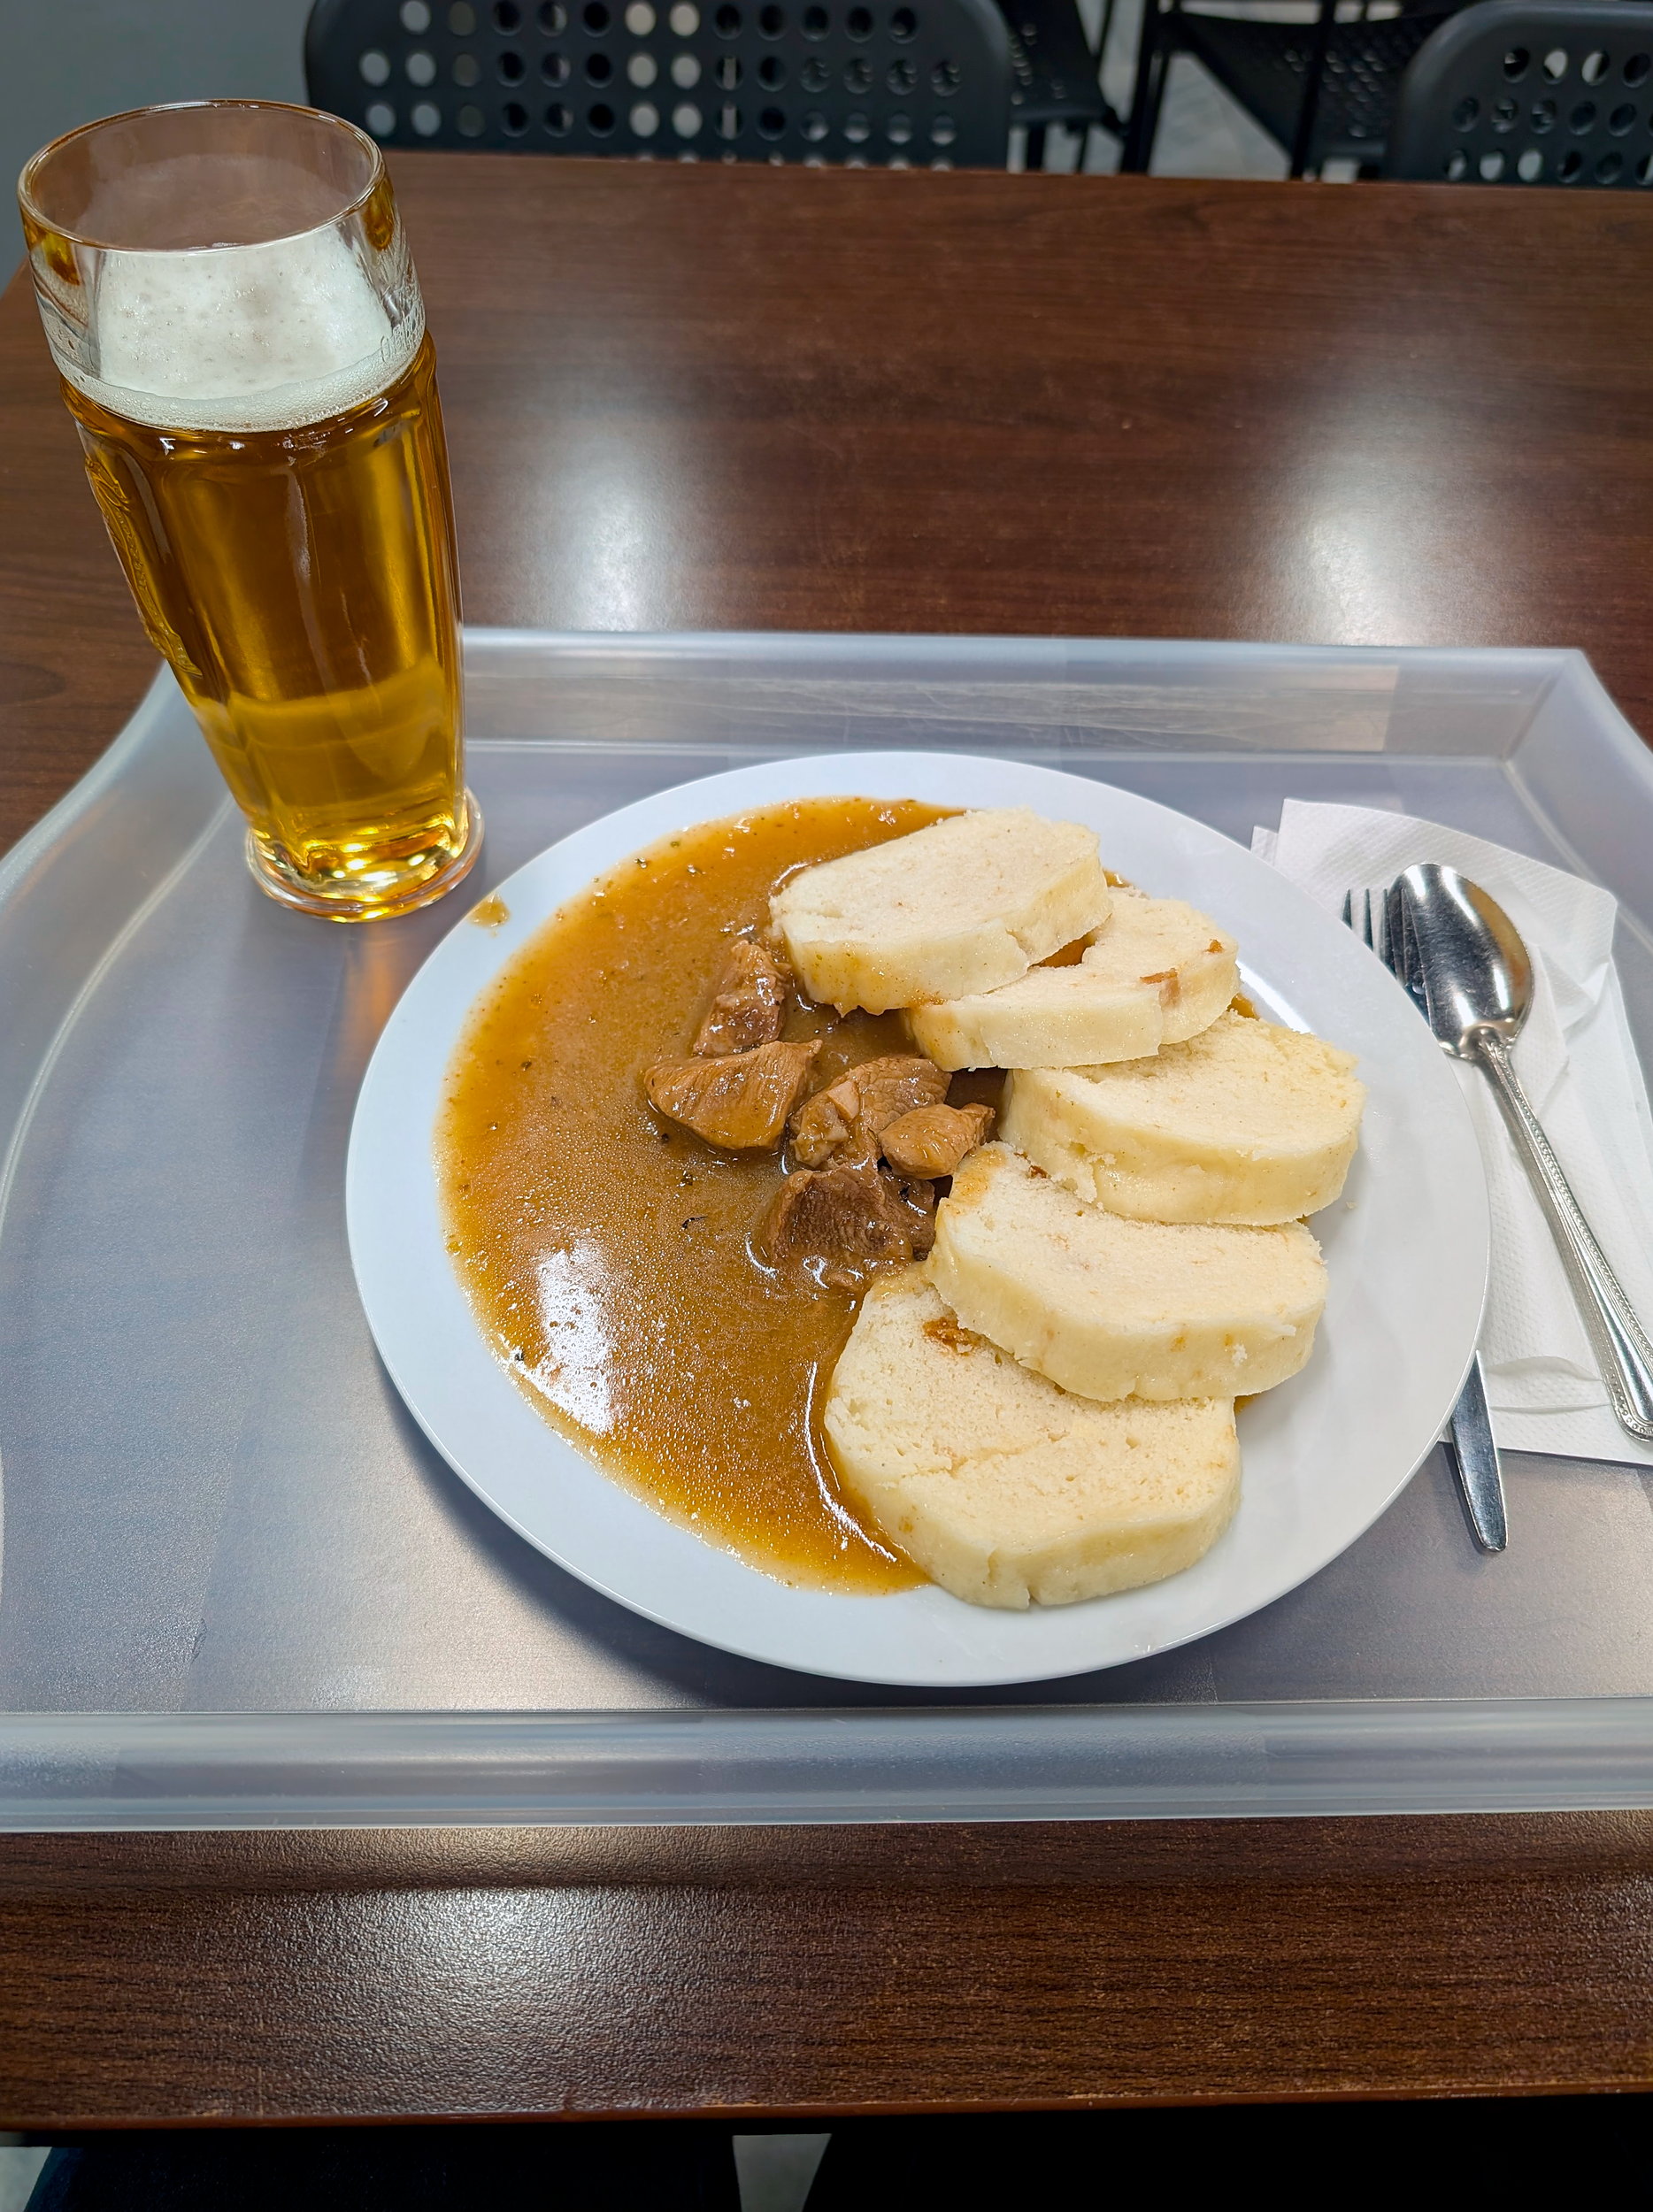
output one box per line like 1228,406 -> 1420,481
4,157 -> 1653,2128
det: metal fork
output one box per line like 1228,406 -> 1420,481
1342,883 -> 1508,1555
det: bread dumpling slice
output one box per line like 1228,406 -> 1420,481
824,1268 -> 1240,1610
910,964 -> 1163,1071
1001,1010 -> 1365,1225
927,1143 -> 1326,1402
908,887 -> 1238,1070
770,807 -> 1111,1015
1080,887 -> 1239,1045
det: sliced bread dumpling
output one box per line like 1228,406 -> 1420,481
927,1143 -> 1326,1402
910,963 -> 1163,1072
1080,887 -> 1239,1047
770,807 -> 1111,1015
1001,1010 -> 1365,1225
908,887 -> 1239,1070
824,1268 -> 1240,1610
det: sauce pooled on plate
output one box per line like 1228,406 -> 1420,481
438,796 -> 964,1593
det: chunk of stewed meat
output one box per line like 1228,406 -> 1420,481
879,1101 -> 996,1179
853,1054 -> 950,1133
788,1053 -> 949,1168
887,1171 -> 939,1256
788,1071 -> 866,1168
691,937 -> 792,1056
759,1159 -> 936,1284
645,1039 -> 819,1151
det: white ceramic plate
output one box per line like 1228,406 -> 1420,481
347,752 -> 1489,1686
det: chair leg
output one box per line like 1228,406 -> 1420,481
1288,0 -> 1336,177
1092,0 -> 1126,142
1026,122 -> 1048,170
1126,50 -> 1171,172
1122,3 -> 1172,173
1097,0 -> 1121,73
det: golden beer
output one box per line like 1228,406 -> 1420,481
65,334 -> 467,911
19,101 -> 478,920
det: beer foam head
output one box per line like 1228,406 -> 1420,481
62,223 -> 423,434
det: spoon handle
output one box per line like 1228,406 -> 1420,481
1474,1031 -> 1653,1441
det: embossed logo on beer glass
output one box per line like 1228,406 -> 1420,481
19,100 -> 481,920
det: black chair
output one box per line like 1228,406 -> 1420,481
305,0 -> 1013,168
1387,0 -> 1653,180
1123,0 -> 1465,177
1003,0 -> 1125,168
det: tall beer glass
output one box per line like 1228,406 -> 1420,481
18,101 -> 479,921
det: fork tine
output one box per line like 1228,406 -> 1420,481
1396,884 -> 1419,991
1386,883 -> 1406,982
1343,886 -> 1392,962
1395,880 -> 1430,1017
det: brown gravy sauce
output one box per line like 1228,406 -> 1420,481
438,796 -> 965,1594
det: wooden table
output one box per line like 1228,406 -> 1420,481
4,159 -> 1653,2126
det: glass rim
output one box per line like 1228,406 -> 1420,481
17,98 -> 387,257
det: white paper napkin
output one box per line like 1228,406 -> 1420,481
1252,799 -> 1653,1468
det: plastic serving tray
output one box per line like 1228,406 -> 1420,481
5,631 -> 1653,1830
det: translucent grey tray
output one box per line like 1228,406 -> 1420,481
6,630 -> 1653,1829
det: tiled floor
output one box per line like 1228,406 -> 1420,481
734,2131 -> 833,2211
0,2148 -> 48,2212
0,2138 -> 827,2212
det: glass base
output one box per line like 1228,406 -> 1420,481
245,792 -> 484,922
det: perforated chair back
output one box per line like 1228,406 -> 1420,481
305,0 -> 1013,167
1125,0 -> 1465,178
1387,0 -> 1653,183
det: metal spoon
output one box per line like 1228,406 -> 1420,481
1343,881 -> 1506,1549
1399,862 -> 1653,1444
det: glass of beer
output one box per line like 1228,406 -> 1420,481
18,100 -> 480,921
